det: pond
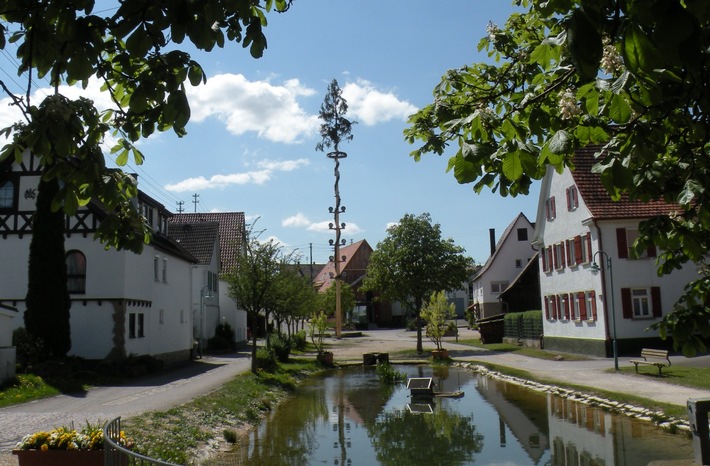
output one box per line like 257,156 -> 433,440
215,365 -> 694,466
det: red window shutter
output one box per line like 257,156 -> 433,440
553,246 -> 558,270
586,233 -> 592,261
616,228 -> 628,259
574,236 -> 582,265
590,290 -> 597,321
547,247 -> 553,271
545,296 -> 550,319
621,287 -> 632,318
565,240 -> 571,265
578,292 -> 587,320
651,287 -> 662,317
541,248 -> 547,272
566,187 -> 571,210
565,295 -> 571,320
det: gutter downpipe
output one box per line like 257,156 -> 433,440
590,219 -> 613,358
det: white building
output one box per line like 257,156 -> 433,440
169,212 -> 248,344
0,151 -> 197,365
531,146 -> 698,356
469,213 -> 536,319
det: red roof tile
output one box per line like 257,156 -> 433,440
571,146 -> 680,219
169,212 -> 245,272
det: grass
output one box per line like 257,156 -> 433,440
122,357 -> 320,465
456,338 -> 589,360
0,374 -> 60,407
617,364 -> 710,390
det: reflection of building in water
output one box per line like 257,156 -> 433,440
476,376 -> 549,464
548,394 -> 611,465
547,393 -> 693,465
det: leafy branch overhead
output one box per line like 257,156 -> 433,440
0,0 -> 291,251
404,0 -> 710,355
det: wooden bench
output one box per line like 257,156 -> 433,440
630,348 -> 671,376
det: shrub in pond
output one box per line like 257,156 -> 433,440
376,362 -> 406,384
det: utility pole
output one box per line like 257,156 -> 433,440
192,193 -> 199,212
176,201 -> 185,213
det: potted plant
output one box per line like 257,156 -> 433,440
309,311 -> 333,365
13,421 -> 132,466
421,291 -> 457,360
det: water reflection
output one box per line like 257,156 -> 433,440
216,365 -> 692,466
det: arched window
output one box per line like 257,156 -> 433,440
65,250 -> 86,294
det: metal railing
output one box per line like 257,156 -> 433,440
104,416 -> 182,466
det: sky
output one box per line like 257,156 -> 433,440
0,1 -> 540,266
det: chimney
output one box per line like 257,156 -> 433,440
489,228 -> 496,256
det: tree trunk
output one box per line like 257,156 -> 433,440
250,312 -> 258,373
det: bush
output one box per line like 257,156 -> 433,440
290,330 -> 307,352
12,327 -> 45,365
268,333 -> 291,363
503,310 -> 543,340
255,347 -> 276,372
376,362 -> 406,384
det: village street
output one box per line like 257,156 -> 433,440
2,325 -> 710,466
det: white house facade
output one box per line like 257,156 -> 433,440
470,213 -> 536,319
170,212 -> 248,344
0,151 -> 197,364
532,146 -> 698,356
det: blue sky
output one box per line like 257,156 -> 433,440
0,1 -> 539,265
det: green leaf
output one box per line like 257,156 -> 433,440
609,94 -> 632,123
567,9 -> 602,81
502,152 -> 523,180
548,130 -> 571,154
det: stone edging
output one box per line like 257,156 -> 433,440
455,362 -> 691,434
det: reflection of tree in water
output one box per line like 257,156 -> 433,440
245,384 -> 329,466
368,407 -> 483,466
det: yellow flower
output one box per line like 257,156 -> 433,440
40,444 -> 48,452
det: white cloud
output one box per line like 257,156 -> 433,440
187,74 -> 320,143
342,79 -> 417,126
282,213 -> 311,228
308,220 -> 363,234
165,158 -> 310,192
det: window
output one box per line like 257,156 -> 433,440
65,250 -> 87,294
517,228 -> 528,241
554,243 -> 565,270
566,239 -> 577,267
515,259 -> 522,268
616,228 -> 656,259
558,294 -> 570,320
154,256 -> 160,281
580,233 -> 592,264
162,258 -> 167,283
545,196 -> 556,220
491,281 -> 509,294
566,185 -> 579,211
542,246 -> 553,273
585,290 -> 597,321
0,179 -> 14,208
572,293 -> 581,320
129,313 -> 145,338
621,287 -> 661,319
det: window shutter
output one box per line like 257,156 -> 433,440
616,228 -> 628,259
578,292 -> 587,320
651,287 -> 662,317
574,236 -> 582,265
553,245 -> 558,270
621,287 -> 632,318
566,187 -> 571,210
547,247 -> 553,271
545,296 -> 550,319
565,295 -> 571,320
586,233 -> 592,261
590,290 -> 597,320
565,240 -> 571,266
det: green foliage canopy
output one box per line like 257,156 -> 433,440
404,0 -> 710,355
0,0 -> 291,251
362,213 -> 473,352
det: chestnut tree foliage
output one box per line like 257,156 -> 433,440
404,0 -> 710,355
0,0 -> 291,252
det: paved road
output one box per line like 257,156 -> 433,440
2,327 -> 710,465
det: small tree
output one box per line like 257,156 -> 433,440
421,291 -> 456,351
309,311 -> 329,356
319,283 -> 356,324
225,225 -> 280,373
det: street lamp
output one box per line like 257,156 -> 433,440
590,250 -> 618,370
199,285 -> 213,358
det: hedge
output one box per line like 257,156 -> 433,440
503,310 -> 543,340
